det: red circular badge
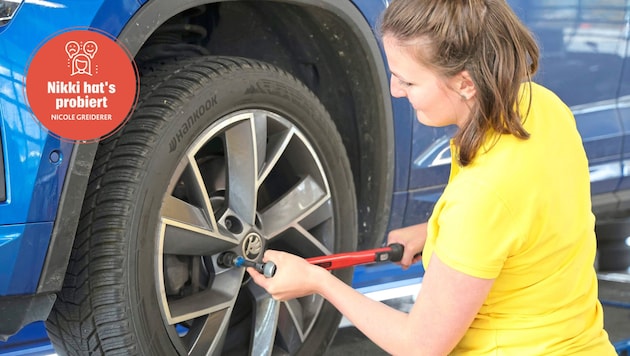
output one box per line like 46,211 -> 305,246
25,29 -> 138,142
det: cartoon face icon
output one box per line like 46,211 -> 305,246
65,41 -> 80,58
83,41 -> 98,58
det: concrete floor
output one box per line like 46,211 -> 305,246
325,297 -> 413,355
3,276 -> 627,355
325,274 -> 630,355
326,327 -> 387,355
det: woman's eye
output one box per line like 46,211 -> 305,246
398,79 -> 412,87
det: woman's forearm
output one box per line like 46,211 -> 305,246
313,253 -> 491,356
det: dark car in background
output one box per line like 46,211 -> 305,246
0,0 -> 629,355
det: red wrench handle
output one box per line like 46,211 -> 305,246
305,243 -> 405,271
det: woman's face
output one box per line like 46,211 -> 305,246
383,35 -> 472,128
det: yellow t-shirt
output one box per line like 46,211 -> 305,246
423,83 -> 616,355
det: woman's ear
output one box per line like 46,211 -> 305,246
456,70 -> 476,101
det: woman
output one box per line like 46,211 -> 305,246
249,0 -> 616,354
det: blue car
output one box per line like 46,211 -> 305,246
0,0 -> 629,355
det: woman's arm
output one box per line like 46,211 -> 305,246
249,251 -> 494,355
319,253 -> 493,355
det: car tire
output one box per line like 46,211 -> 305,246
45,56 -> 357,355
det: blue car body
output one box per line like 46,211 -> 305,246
0,0 -> 629,354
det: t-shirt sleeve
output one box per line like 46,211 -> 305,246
432,179 -> 523,279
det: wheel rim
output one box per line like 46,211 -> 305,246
155,109 -> 337,355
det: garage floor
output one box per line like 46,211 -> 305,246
3,275 -> 627,355
325,273 -> 630,355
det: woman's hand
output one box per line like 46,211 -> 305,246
387,223 -> 427,269
247,250 -> 327,301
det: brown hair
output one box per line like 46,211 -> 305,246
381,0 -> 539,166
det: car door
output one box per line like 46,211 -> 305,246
616,3 -> 630,212
515,0 -> 627,217
404,0 -> 628,226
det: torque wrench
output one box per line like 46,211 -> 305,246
219,243 -> 418,278
305,243 -> 408,271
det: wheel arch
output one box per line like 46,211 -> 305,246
122,0 -> 395,250
40,0 -> 395,295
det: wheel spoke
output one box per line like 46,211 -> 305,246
161,222 -> 235,256
161,196 -> 237,255
248,282 -> 280,356
183,155 -> 219,232
164,269 -> 243,325
297,195 -> 334,232
242,281 -> 326,355
225,116 -> 262,225
186,309 -> 232,356
264,224 -> 332,263
162,195 -> 209,230
253,111 -> 268,177
273,296 -> 325,354
261,175 -> 329,238
259,127 -> 294,183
